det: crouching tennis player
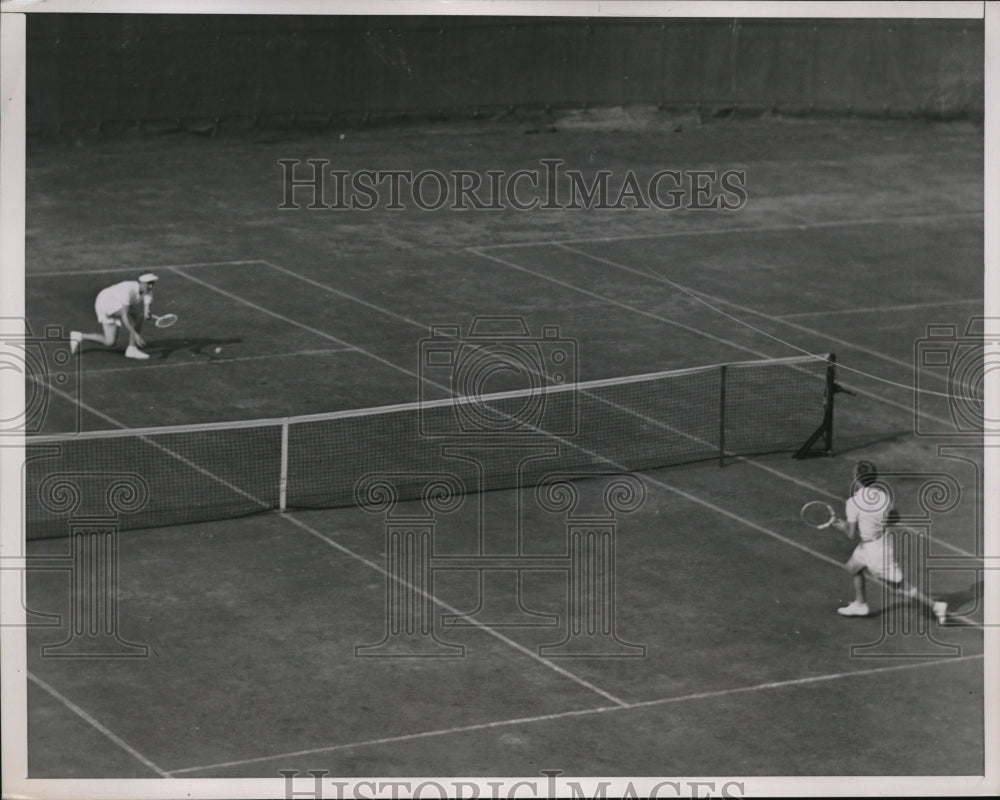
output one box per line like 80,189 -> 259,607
69,273 -> 158,360
833,460 -> 948,624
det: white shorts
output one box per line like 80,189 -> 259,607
846,537 -> 903,583
95,298 -> 122,326
95,300 -> 138,326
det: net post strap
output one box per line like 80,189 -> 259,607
793,353 -> 837,460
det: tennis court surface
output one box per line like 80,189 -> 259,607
19,110 -> 986,779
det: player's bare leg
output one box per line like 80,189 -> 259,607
890,581 -> 949,624
838,570 -> 870,617
70,321 -> 118,354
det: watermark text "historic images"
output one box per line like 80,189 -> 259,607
278,159 -> 747,211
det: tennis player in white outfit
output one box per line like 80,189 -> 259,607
69,273 -> 158,360
834,460 -> 947,624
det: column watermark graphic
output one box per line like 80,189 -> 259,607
0,318 -> 149,657
3,471 -> 149,658
354,469 -> 646,659
848,471 -> 963,659
845,456 -> 990,658
899,314 -> 997,640
355,316 -> 646,658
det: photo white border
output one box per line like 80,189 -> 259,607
1,2 -> 995,798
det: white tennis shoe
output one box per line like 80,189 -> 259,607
69,331 -> 81,355
933,601 -> 948,625
837,601 -> 870,617
125,345 -> 149,360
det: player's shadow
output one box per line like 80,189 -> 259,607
937,578 -> 985,622
877,578 -> 984,626
144,336 -> 243,361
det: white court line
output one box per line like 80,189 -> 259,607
720,454 -> 978,559
83,347 -> 353,375
624,651 -> 985,712
26,259 -> 264,279
781,298 -> 983,320
555,242 -> 946,383
259,259 -> 427,331
588,384 -> 978,560
168,651 -> 983,775
28,671 -> 171,778
170,267 -> 421,383
257,252 -> 975,561
474,210 -> 982,250
27,257 -> 985,777
47,261 -> 984,646
469,248 -> 980,558
468,247 -> 780,361
199,255 -> 878,573
164,268 -> 652,704
280,512 -> 629,707
178,253 -> 977,565
32,378 -> 270,512
59,257 -> 980,565
248,312 -> 981,627
640,469 -> 979,626
541,243 -> 979,559
38,272 -> 637,714
180,256 -> 979,563
468,247 -> 952,425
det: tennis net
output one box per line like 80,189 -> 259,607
25,353 -> 835,539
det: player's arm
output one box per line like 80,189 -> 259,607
118,304 -> 145,346
835,500 -> 858,539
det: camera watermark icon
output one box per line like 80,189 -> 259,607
914,317 -> 999,437
0,319 -> 81,435
2,471 -> 149,658
418,316 -> 578,436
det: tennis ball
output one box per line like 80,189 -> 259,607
214,347 -> 222,354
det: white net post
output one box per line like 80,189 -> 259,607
279,418 -> 289,513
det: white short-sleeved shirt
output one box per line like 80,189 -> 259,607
94,281 -> 151,323
845,484 -> 891,542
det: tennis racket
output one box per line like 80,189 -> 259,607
800,500 -> 843,530
152,313 -> 178,328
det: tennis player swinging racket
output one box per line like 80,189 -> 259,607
801,460 -> 947,624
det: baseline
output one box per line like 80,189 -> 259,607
27,671 -> 171,778
84,347 -> 355,375
472,211 -> 983,251
27,260 -> 266,279
167,652 -> 982,775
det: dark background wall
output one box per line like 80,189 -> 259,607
26,15 -> 983,133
